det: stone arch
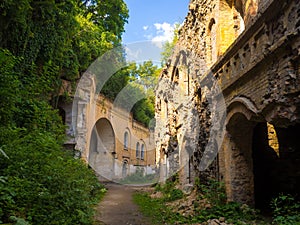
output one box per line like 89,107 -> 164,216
88,118 -> 116,181
222,99 -> 300,209
220,99 -> 258,205
122,159 -> 129,177
218,0 -> 245,55
226,97 -> 259,123
223,111 -> 256,206
171,50 -> 190,96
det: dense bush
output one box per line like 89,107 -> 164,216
0,0 -> 130,223
154,175 -> 184,202
135,177 -> 261,225
271,193 -> 300,225
0,129 -> 104,224
0,49 -> 105,224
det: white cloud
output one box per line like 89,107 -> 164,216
125,46 -> 142,61
143,25 -> 149,31
151,22 -> 175,48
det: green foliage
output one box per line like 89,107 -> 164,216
78,0 -> 128,41
0,0 -> 129,223
132,97 -> 155,128
271,194 -> 300,225
0,130 -> 104,224
195,178 -> 227,205
0,49 -> 20,126
130,61 -> 160,127
0,0 -> 129,87
161,23 -> 180,66
100,64 -> 131,100
136,178 -> 262,225
154,175 -> 184,202
101,61 -> 160,127
194,179 -> 258,223
133,192 -> 188,225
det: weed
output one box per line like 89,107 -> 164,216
271,193 -> 300,225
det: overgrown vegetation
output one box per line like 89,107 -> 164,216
0,0 -> 128,224
101,61 -> 160,127
160,23 -> 180,66
154,176 -> 184,202
193,178 -> 260,224
271,193 -> 300,225
133,192 -> 187,225
134,176 -> 266,225
0,130 -> 106,224
135,177 -> 300,224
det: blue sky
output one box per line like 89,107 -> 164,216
122,0 -> 190,64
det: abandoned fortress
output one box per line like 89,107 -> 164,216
62,0 -> 300,212
155,0 -> 300,209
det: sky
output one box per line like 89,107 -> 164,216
121,0 -> 190,64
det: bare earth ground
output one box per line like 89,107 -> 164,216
94,182 -> 152,225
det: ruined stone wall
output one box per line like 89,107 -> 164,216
155,0 -> 300,206
216,0 -> 300,205
155,0 -> 246,186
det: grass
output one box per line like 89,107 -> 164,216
133,178 -> 270,225
133,192 -> 189,225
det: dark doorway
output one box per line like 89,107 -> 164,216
275,124 -> 300,198
252,123 -> 278,211
252,123 -> 300,211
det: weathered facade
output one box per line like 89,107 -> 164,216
155,0 -> 300,208
59,75 -> 156,182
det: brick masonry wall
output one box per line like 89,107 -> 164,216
155,0 -> 300,205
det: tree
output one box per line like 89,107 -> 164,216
129,61 -> 160,127
0,0 -> 129,223
161,23 -> 181,66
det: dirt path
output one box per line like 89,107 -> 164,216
94,182 -> 152,225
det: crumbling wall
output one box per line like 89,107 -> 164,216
155,0 -> 242,186
156,0 -> 300,207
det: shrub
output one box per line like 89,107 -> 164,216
153,175 -> 184,202
271,193 -> 300,225
0,130 -> 103,224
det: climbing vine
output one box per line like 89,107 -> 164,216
0,0 -> 128,224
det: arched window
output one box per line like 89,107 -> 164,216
58,107 -> 66,125
141,144 -> 145,160
136,142 -> 140,158
124,131 -> 129,150
206,18 -> 216,66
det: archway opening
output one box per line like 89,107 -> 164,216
252,123 -> 279,211
122,160 -> 128,178
89,118 -> 116,180
227,113 -> 255,206
252,123 -> 300,212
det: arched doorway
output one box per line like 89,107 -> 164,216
89,118 -> 116,181
224,110 -> 300,210
252,123 -> 279,211
225,112 -> 256,206
252,122 -> 300,211
122,160 -> 128,178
